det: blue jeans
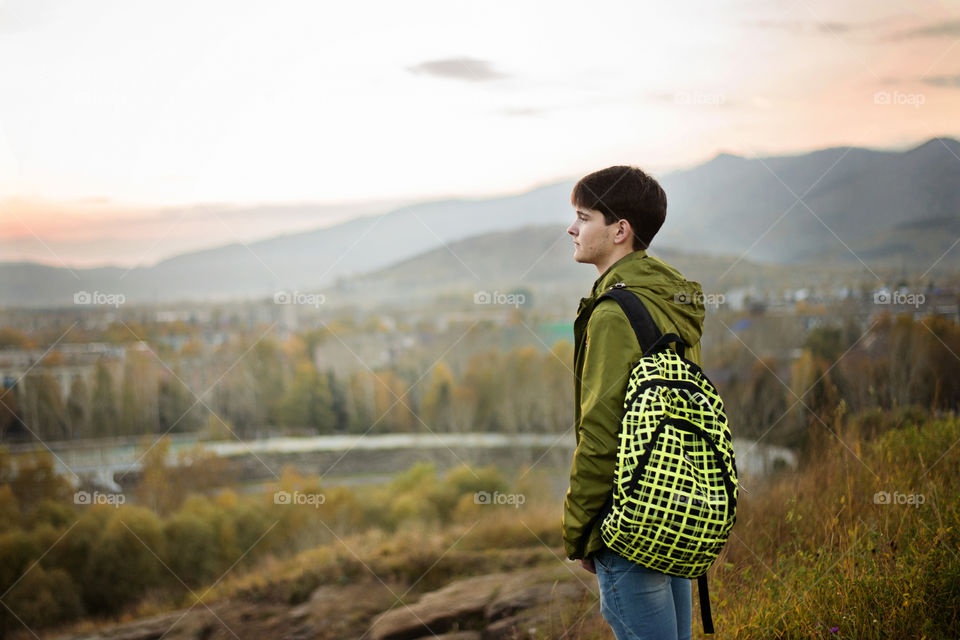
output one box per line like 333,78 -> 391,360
594,547 -> 693,640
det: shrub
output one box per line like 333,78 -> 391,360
162,511 -> 219,587
82,506 -> 166,613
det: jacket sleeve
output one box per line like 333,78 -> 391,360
562,305 -> 640,559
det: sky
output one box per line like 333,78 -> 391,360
0,0 -> 959,267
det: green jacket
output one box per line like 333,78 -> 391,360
562,249 -> 705,560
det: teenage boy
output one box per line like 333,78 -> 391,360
562,165 -> 706,640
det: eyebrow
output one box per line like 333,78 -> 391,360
575,209 -> 590,217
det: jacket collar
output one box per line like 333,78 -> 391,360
575,250 -> 648,318
590,250 -> 648,298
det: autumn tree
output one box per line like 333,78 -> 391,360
90,361 -> 119,437
279,362 -> 336,433
66,376 -> 90,438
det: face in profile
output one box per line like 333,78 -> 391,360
567,207 -> 620,266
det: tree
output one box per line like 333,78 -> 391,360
129,351 -> 159,434
162,512 -> 218,586
327,369 -> 349,432
463,349 -> 506,431
0,566 -> 83,634
421,361 -> 456,432
544,340 -> 575,431
82,507 -> 165,613
119,366 -> 139,436
247,338 -> 287,429
22,371 -> 68,440
136,436 -> 177,515
0,384 -> 25,441
279,363 -> 336,433
0,485 -> 20,532
158,370 -> 200,434
347,371 -> 375,433
0,328 -> 31,349
372,370 -> 414,432
90,361 -> 119,438
66,376 -> 90,438
135,436 -> 226,515
8,451 -> 72,509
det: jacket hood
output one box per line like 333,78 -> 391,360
589,250 -> 705,347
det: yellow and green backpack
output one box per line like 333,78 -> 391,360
597,284 -> 738,635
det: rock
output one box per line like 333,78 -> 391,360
368,566 -> 593,640
288,585 -> 341,620
485,579 -> 583,621
368,573 -> 504,640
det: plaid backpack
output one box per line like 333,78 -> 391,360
596,284 -> 738,635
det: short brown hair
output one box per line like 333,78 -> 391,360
570,165 -> 667,250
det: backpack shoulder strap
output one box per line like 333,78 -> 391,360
699,574 -> 715,634
597,286 -> 688,358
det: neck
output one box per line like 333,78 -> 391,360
594,246 -> 634,275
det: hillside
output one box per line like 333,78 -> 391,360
347,224 -> 874,312
656,137 -> 960,266
31,411 -> 959,639
1,137 -> 957,307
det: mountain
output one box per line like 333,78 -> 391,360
1,137 -> 957,307
346,224 -> 869,313
656,137 -> 960,264
0,183 -> 574,307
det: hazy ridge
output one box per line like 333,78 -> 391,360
2,137 -> 957,307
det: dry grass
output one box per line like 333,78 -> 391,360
684,413 -> 960,639
23,413 -> 960,639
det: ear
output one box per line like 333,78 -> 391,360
613,219 -> 632,245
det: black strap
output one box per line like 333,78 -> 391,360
699,574 -> 714,634
596,288 -> 689,358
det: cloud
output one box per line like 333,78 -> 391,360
887,19 -> 960,40
747,16 -> 916,38
407,57 -> 508,82
745,20 -> 857,35
922,75 -> 960,88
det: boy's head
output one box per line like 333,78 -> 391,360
569,165 -> 667,251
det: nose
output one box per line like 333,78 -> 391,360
566,221 -> 577,236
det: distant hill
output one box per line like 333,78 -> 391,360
803,215 -> 960,268
1,137 -> 956,307
656,137 -> 960,266
345,224 -> 871,313
0,183 -> 574,307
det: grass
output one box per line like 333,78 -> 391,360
700,413 -> 960,639
183,412 -> 960,638
27,411 -> 960,639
